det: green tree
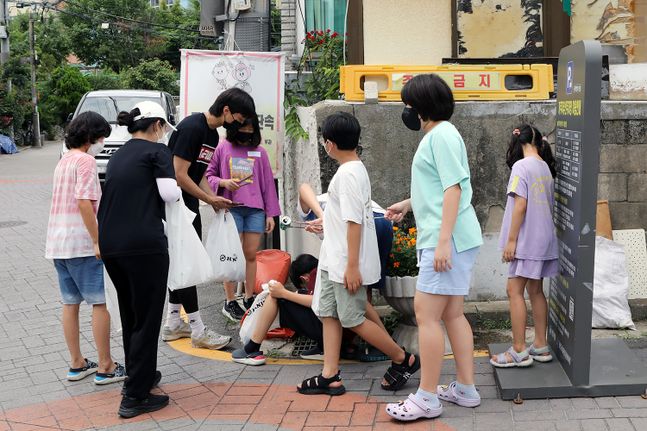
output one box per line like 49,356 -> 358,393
39,66 -> 91,132
60,0 -> 153,72
87,70 -> 125,91
123,59 -> 178,94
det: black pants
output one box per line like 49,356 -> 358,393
104,253 -> 168,399
167,211 -> 201,313
278,299 -> 324,350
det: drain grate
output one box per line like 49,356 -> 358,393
0,220 -> 27,229
290,336 -> 319,357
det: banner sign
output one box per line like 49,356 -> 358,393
180,50 -> 285,177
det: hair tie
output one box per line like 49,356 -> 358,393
512,128 -> 520,136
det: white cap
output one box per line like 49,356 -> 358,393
132,100 -> 177,131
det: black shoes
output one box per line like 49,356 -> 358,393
118,393 -> 169,418
243,296 -> 255,310
121,370 -> 162,396
222,300 -> 246,321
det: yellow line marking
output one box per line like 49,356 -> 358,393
166,338 -> 491,364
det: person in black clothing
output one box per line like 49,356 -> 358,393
98,101 -> 182,418
163,88 -> 257,340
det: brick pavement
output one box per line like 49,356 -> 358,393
1,143 -> 647,431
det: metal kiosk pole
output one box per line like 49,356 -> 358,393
489,40 -> 647,400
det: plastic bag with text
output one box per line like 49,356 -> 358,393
205,210 -> 245,282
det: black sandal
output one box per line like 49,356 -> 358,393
381,351 -> 420,391
297,372 -> 346,396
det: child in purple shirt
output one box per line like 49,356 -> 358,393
491,125 -> 558,368
205,116 -> 281,318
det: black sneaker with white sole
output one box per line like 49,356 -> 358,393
66,359 -> 98,381
243,296 -> 255,310
118,394 -> 169,418
222,300 -> 245,321
94,362 -> 127,385
300,347 -> 325,361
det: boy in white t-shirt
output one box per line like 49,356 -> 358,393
297,112 -> 420,396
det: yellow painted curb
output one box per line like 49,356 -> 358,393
166,338 -> 490,364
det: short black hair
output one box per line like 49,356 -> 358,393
209,88 -> 256,118
321,111 -> 361,151
401,74 -> 455,122
116,108 -> 165,134
65,111 -> 111,149
289,254 -> 318,289
226,115 -> 262,148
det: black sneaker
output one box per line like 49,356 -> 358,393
222,300 -> 245,321
118,393 -> 169,418
243,296 -> 255,310
121,370 -> 162,396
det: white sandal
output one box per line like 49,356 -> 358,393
490,346 -> 533,368
529,344 -> 553,363
385,394 -> 443,422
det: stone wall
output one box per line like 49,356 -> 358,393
282,100 -> 647,299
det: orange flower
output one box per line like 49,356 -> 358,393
393,226 -> 399,232
393,262 -> 401,268
411,238 -> 416,246
409,227 -> 416,235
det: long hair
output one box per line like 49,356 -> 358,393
506,124 -> 556,178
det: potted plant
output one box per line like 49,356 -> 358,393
383,226 -> 419,351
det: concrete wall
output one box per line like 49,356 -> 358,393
282,100 -> 647,300
362,0 -> 452,65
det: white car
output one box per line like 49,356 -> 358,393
62,89 -> 177,181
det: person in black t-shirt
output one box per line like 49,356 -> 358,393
163,88 -> 257,345
98,101 -> 182,418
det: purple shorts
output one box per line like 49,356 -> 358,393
508,259 -> 558,280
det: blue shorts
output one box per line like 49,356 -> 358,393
417,242 -> 479,296
229,206 -> 266,233
54,257 -> 105,305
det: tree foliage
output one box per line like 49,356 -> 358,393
123,59 -> 178,94
39,66 -> 91,130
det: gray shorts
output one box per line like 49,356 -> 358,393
316,270 -> 367,328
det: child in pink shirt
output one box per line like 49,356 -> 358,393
45,111 -> 125,385
205,116 -> 281,318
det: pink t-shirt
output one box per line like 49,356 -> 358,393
45,151 -> 101,259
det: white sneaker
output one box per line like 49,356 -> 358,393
191,328 -> 232,350
161,320 -> 191,341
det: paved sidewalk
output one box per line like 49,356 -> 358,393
1,143 -> 647,431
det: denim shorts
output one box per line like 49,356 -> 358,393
417,242 -> 480,296
54,257 -> 105,305
229,206 -> 266,233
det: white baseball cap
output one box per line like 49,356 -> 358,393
132,100 -> 177,131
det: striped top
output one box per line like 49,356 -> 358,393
45,151 -> 101,259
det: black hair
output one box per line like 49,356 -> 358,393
506,124 -> 557,178
226,115 -> 262,148
321,111 -> 361,151
289,254 -> 318,289
117,108 -> 164,135
401,74 -> 455,122
208,87 -> 256,118
64,111 -> 111,149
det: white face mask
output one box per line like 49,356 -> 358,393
156,123 -> 170,144
87,140 -> 105,157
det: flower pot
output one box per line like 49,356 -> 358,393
383,276 -> 452,355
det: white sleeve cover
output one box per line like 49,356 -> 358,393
156,178 -> 182,203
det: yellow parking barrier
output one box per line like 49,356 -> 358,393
339,64 -> 554,102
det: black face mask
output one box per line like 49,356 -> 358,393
401,107 -> 421,131
223,118 -> 244,131
235,131 -> 255,146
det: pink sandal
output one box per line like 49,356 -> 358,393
385,394 -> 443,421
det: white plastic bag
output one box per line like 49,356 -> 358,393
166,198 -> 214,291
104,267 -> 122,335
205,210 -> 245,282
239,283 -> 280,344
592,236 -> 636,330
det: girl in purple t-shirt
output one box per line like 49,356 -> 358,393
491,125 -> 558,368
205,116 -> 281,320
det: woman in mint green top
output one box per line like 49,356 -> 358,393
385,74 -> 483,422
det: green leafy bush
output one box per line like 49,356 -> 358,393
123,59 -> 178,95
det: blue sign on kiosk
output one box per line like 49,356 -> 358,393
489,40 -> 647,400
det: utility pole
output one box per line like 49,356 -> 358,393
0,0 -> 9,65
28,10 -> 41,147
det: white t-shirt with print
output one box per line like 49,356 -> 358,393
317,161 -> 381,286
